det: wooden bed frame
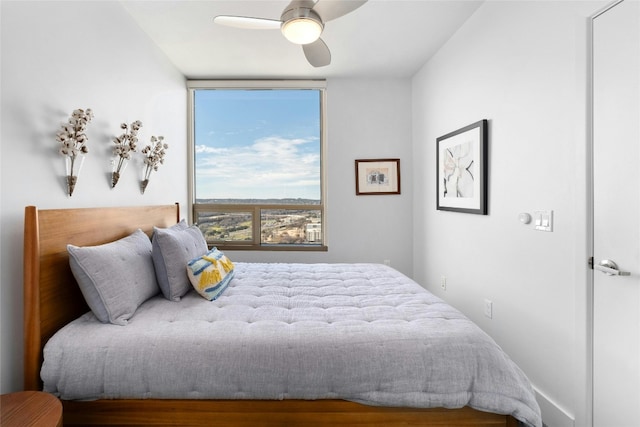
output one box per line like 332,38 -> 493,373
24,204 -> 518,426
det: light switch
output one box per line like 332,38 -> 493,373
534,210 -> 553,232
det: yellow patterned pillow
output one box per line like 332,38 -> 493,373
186,248 -> 234,300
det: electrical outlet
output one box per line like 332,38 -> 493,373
440,276 -> 447,291
383,259 -> 391,266
484,299 -> 493,319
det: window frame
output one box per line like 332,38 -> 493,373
187,80 -> 328,252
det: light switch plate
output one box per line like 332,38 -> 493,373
534,210 -> 553,232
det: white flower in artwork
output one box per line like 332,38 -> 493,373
443,141 -> 474,198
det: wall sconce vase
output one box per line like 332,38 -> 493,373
65,153 -> 84,197
56,108 -> 93,198
140,135 -> 168,195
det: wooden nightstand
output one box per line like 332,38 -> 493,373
1,391 -> 62,427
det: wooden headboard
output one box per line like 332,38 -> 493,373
23,204 -> 180,390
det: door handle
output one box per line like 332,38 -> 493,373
595,259 -> 631,276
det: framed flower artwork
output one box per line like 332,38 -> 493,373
436,120 -> 488,215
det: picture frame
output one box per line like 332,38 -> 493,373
436,120 -> 488,214
355,158 -> 401,195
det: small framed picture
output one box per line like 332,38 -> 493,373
355,158 -> 401,195
436,120 -> 488,214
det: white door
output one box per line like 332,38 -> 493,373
592,1 -> 640,426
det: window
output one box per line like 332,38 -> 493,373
188,81 -> 326,251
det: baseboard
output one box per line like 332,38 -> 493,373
534,387 -> 575,427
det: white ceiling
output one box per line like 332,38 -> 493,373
121,0 -> 483,79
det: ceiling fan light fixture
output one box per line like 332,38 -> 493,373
214,0 -> 369,66
281,17 -> 323,44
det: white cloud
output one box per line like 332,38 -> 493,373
195,136 -> 320,199
195,144 -> 227,154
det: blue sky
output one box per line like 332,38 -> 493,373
194,89 -> 321,200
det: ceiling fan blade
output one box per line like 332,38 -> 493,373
312,0 -> 367,22
303,38 -> 331,67
213,15 -> 281,30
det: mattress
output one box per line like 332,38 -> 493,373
42,262 -> 542,427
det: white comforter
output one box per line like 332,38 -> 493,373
42,262 -> 542,426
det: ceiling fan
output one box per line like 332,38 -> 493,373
213,0 -> 368,67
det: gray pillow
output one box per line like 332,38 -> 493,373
68,229 -> 159,326
152,221 -> 208,301
149,220 -> 186,299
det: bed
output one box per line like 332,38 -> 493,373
24,204 -> 541,427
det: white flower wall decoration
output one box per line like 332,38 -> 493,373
140,135 -> 168,194
56,108 -> 94,197
111,120 -> 142,188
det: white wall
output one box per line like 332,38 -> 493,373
227,78 -> 415,276
0,0 -> 187,392
412,1 -> 606,426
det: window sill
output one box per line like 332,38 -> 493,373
210,244 -> 328,252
